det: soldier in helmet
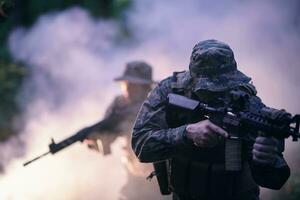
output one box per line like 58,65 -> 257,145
82,61 -> 167,200
132,40 -> 290,200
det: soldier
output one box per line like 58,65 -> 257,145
83,61 -> 167,200
132,40 -> 290,200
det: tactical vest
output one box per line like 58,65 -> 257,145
155,71 -> 259,200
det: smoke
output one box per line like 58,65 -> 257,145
1,8 -> 127,200
0,0 -> 299,199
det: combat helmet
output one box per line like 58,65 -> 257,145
189,39 -> 251,92
114,61 -> 155,84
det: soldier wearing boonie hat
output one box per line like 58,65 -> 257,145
81,61 -> 166,200
132,40 -> 290,200
114,61 -> 155,85
189,40 -> 251,92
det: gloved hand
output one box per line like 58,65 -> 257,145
252,136 -> 279,166
185,119 -> 228,148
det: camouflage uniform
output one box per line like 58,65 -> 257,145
89,61 -> 169,200
132,40 -> 290,200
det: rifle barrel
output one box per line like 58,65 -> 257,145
23,151 -> 50,167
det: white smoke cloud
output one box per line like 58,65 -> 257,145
0,0 -> 299,199
1,7 -> 128,200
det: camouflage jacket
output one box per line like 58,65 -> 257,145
132,71 -> 290,190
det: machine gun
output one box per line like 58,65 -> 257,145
23,117 -> 120,166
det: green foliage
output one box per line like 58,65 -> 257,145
113,0 -> 131,17
21,0 -> 64,26
0,0 -> 15,18
0,0 -> 132,141
0,22 -> 13,61
0,60 -> 26,141
17,0 -> 131,26
85,0 -> 131,18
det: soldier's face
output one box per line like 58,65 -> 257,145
120,82 -> 130,98
120,81 -> 151,99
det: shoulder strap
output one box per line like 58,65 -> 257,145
170,71 -> 192,96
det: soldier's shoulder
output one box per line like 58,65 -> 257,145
172,70 -> 192,89
156,70 -> 190,90
175,70 -> 190,81
145,74 -> 173,107
146,71 -> 190,106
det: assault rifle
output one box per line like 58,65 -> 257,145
167,92 -> 300,142
154,91 -> 300,195
23,117 -> 120,166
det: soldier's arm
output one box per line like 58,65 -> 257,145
250,151 -> 290,190
84,97 -> 124,154
84,97 -> 123,134
132,78 -> 190,163
247,95 -> 290,189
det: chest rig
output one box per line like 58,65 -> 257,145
161,71 -> 257,199
167,71 -> 226,162
166,71 -> 201,127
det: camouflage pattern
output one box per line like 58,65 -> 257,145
114,61 -> 155,84
132,72 -> 290,199
189,39 -> 250,92
132,40 -> 290,199
132,75 -> 189,162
